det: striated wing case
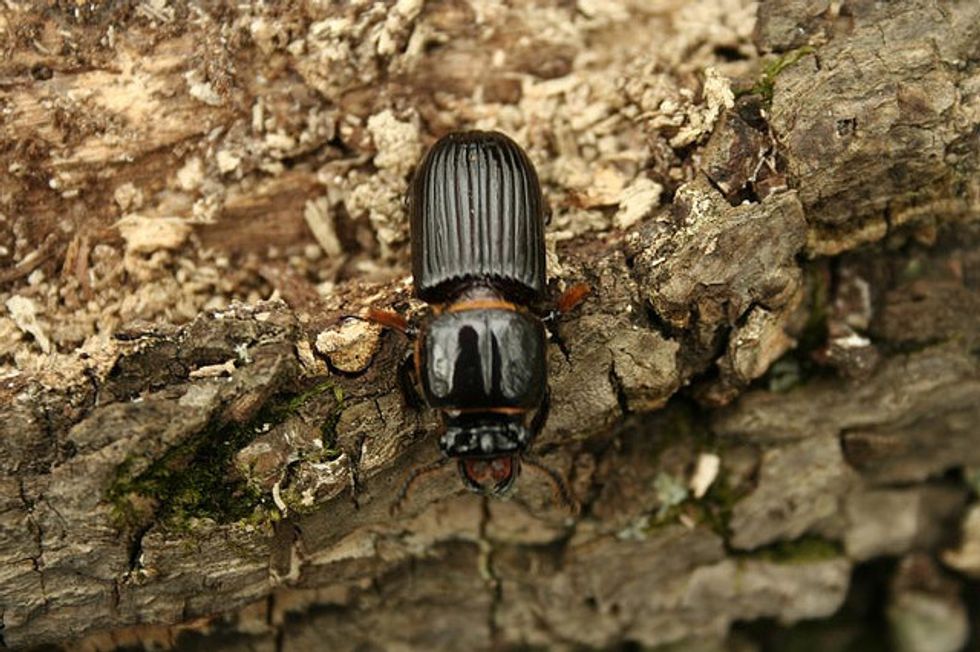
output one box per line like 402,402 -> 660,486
410,131 -> 547,303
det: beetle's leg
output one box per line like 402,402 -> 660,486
390,456 -> 452,515
523,390 -> 577,513
557,282 -> 591,313
521,455 -> 579,515
542,282 -> 591,324
398,350 -> 424,410
343,309 -> 418,339
530,387 -> 551,438
365,308 -> 414,336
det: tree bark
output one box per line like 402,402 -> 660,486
1,0 -> 979,649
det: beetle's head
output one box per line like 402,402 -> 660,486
457,455 -> 520,496
440,418 -> 530,457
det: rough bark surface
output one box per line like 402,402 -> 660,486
1,0 -> 979,650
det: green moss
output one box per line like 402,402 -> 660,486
278,486 -> 321,517
634,401 -> 750,535
900,258 -> 924,282
747,536 -> 843,564
108,379 -> 341,530
108,417 -> 269,530
695,470 -> 747,538
282,380 -> 340,415
963,468 -> 980,495
737,46 -> 815,104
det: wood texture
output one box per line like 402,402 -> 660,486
1,0 -> 979,649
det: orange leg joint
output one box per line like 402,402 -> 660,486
556,283 -> 590,314
365,307 -> 411,334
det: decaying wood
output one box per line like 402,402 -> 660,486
1,0 -> 979,649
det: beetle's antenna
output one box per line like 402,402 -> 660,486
521,456 -> 579,515
390,457 -> 452,515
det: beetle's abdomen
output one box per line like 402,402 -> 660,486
420,308 -> 546,411
410,131 -> 546,304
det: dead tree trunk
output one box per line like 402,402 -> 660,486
1,0 -> 979,649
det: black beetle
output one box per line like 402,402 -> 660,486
366,131 -> 587,508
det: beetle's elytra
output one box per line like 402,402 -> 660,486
410,131 -> 547,305
371,130 -> 586,506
